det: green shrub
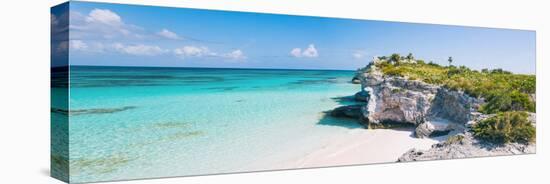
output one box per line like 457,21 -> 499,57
472,111 -> 535,144
446,67 -> 463,77
481,90 -> 535,114
491,68 -> 512,74
390,53 -> 401,64
406,53 -> 414,60
427,61 -> 440,67
380,64 -> 405,77
377,61 -> 391,68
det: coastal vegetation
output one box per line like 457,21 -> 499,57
373,54 -> 535,114
471,111 -> 535,144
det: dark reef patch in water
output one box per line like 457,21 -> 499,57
51,107 -> 69,115
126,121 -> 191,134
153,121 -> 190,129
204,86 -> 239,91
287,79 -> 341,86
77,75 -> 177,79
331,96 -> 366,106
62,106 -> 137,116
69,81 -> 164,88
70,153 -> 135,175
69,76 -> 228,88
165,131 -> 205,141
178,76 -> 225,82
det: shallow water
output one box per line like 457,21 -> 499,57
64,66 -> 361,182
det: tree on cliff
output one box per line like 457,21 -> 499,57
377,56 -> 388,61
448,56 -> 453,66
390,53 -> 401,65
406,53 -> 414,61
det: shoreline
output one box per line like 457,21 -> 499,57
244,127 -> 446,171
281,128 -> 445,168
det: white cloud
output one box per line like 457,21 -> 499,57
85,9 -> 123,26
173,46 -> 213,58
70,9 -> 141,40
68,10 -> 86,28
69,40 -> 89,51
113,43 -> 166,56
302,44 -> 318,57
65,40 -> 246,61
290,48 -> 302,57
51,12 -> 69,36
51,14 -> 58,26
62,40 -> 166,56
56,41 -> 68,53
352,50 -> 367,59
290,44 -> 318,58
352,53 -> 363,59
173,46 -> 246,60
58,40 -> 103,53
157,29 -> 181,40
223,50 -> 246,60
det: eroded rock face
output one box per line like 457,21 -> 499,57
398,133 -> 536,162
415,121 -> 453,138
360,67 -> 435,126
367,84 -> 432,125
354,91 -> 370,102
358,64 -> 482,128
330,105 -> 363,119
351,76 -> 361,84
429,88 -> 483,124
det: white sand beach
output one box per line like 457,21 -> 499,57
241,128 -> 445,172
280,129 -> 444,168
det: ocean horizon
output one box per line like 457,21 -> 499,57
67,65 -> 357,72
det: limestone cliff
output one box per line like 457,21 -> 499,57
355,62 -> 482,137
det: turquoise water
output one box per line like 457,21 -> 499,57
66,66 -> 360,182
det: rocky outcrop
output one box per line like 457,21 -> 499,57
354,91 -> 370,102
331,63 -> 481,134
398,133 -> 536,162
364,80 -> 433,125
428,88 -> 483,124
415,120 -> 454,138
330,105 -> 363,119
357,64 -> 481,129
351,76 -> 361,84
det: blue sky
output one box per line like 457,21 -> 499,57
52,1 -> 536,74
